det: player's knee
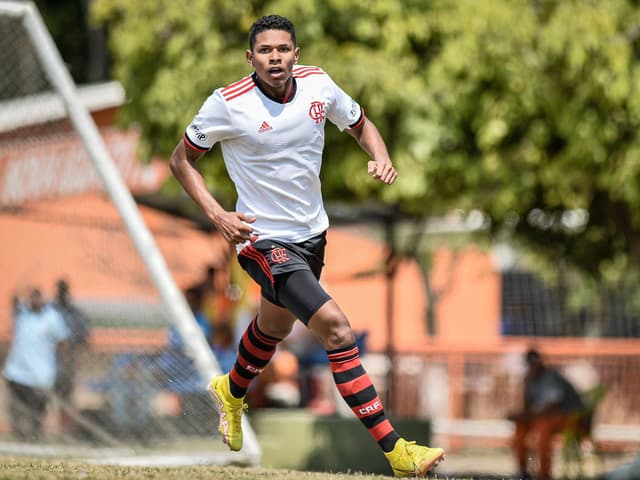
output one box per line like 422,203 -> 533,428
324,323 -> 355,351
311,307 -> 355,350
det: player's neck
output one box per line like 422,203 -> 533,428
254,73 -> 295,103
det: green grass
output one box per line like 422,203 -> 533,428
0,456 -> 452,480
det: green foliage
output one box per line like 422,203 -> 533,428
92,0 -> 640,283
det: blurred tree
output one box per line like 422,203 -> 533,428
35,0 -> 109,82
92,0 -> 640,288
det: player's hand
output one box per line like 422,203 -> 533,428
213,211 -> 256,245
367,160 -> 397,185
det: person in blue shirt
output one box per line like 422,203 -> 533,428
3,287 -> 70,439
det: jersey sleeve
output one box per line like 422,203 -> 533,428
324,73 -> 365,132
184,90 -> 234,152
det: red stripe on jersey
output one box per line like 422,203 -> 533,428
369,419 -> 394,441
294,70 -> 325,79
329,357 -> 361,374
223,80 -> 256,101
239,246 -> 274,284
222,76 -> 253,95
293,66 -> 322,75
336,375 -> 372,397
183,132 -> 208,152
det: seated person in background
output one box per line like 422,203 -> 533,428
508,348 -> 585,480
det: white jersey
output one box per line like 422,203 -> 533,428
184,65 -> 364,245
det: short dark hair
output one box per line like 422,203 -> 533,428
56,278 -> 69,292
525,348 -> 542,364
248,15 -> 296,51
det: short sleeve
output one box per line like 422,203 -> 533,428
48,307 -> 70,342
184,90 -> 234,151
325,74 -> 365,132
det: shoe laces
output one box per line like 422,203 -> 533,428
404,440 -> 417,452
230,401 -> 248,428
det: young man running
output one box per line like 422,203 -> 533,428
170,14 -> 445,477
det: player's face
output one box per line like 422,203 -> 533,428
247,29 -> 299,99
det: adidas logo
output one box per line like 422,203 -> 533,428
258,121 -> 273,133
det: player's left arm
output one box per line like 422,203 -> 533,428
347,118 -> 397,185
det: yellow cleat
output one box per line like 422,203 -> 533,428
208,374 -> 247,451
384,438 -> 445,477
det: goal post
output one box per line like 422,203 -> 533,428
0,1 -> 260,464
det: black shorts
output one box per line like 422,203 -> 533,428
237,231 -> 332,323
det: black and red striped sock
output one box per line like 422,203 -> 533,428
327,344 -> 401,452
229,316 -> 281,398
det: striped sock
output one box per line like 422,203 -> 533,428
327,344 -> 401,452
229,316 -> 281,398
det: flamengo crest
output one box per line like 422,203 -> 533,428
308,101 -> 325,124
270,247 -> 290,264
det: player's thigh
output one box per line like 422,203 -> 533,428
276,269 -> 332,324
258,295 -> 298,339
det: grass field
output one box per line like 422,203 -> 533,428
0,456 -> 452,480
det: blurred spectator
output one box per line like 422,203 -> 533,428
110,353 -> 153,439
211,320 -> 237,375
164,281 -> 215,419
603,455 -> 640,480
2,287 -> 70,440
247,347 -> 300,409
508,348 -> 585,480
53,278 -> 90,430
168,286 -> 213,350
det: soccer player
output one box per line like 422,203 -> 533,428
170,14 -> 445,477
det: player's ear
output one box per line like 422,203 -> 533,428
294,46 -> 300,64
246,50 -> 253,66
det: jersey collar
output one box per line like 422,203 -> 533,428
252,72 -> 297,104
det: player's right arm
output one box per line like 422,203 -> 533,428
169,139 -> 255,245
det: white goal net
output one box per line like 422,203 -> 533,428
0,1 -> 259,465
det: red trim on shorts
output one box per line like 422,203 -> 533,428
239,245 -> 274,284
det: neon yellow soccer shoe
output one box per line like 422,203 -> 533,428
208,374 -> 247,451
384,438 -> 445,477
